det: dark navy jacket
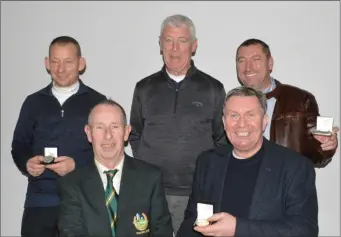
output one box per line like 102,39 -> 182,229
177,139 -> 318,237
11,80 -> 106,207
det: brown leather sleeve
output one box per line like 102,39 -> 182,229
304,94 -> 335,167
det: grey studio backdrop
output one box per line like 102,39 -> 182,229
1,1 -> 340,236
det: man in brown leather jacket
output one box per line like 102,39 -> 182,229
235,38 -> 338,167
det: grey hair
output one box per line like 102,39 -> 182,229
88,98 -> 127,126
225,86 -> 267,114
160,14 -> 197,42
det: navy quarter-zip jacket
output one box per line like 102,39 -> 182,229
11,80 -> 106,207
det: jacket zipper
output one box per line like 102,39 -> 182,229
173,88 -> 179,115
61,109 -> 64,118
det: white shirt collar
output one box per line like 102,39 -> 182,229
52,80 -> 80,95
94,156 -> 125,194
263,77 -> 276,94
166,69 -> 186,83
95,156 -> 124,173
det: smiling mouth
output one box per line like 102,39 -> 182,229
245,73 -> 257,78
170,56 -> 180,59
236,132 -> 250,137
102,144 -> 114,148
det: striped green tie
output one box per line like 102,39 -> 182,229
104,169 -> 119,236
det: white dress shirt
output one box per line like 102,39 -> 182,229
263,77 -> 277,140
95,157 -> 124,194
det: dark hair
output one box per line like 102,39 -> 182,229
236,38 -> 271,59
88,98 -> 127,126
49,36 -> 82,57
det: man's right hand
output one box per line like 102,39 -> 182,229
26,156 -> 45,177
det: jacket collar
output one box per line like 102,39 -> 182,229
161,60 -> 197,81
265,79 -> 282,99
38,79 -> 89,96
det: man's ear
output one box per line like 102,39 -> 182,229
84,124 -> 92,143
191,39 -> 198,56
268,56 -> 274,73
159,37 -> 163,55
192,39 -> 198,52
124,125 -> 132,142
45,57 -> 50,71
78,57 -> 86,72
263,113 -> 269,132
222,115 -> 227,131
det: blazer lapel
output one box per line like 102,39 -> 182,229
248,139 -> 276,219
80,162 -> 111,235
205,148 -> 231,213
115,155 -> 137,236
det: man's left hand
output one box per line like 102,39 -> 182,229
194,212 -> 236,237
45,156 -> 75,176
313,127 -> 339,151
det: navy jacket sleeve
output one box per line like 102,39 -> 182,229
11,97 -> 35,176
177,153 -> 207,237
235,158 -> 319,237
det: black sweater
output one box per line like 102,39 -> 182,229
221,146 -> 264,218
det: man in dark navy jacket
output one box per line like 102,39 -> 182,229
177,86 -> 318,237
11,36 -> 106,237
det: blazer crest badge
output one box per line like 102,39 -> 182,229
133,212 -> 150,235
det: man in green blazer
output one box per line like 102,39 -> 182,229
58,99 -> 173,237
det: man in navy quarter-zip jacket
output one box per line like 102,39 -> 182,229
11,36 -> 106,237
129,14 -> 227,235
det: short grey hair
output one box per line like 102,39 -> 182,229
225,86 -> 267,114
88,98 -> 127,126
160,14 -> 197,42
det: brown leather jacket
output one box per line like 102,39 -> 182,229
266,80 -> 336,167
